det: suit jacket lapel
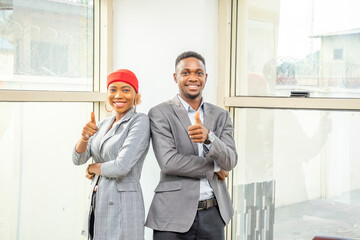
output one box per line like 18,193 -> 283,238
203,102 -> 215,132
99,108 -> 136,153
169,96 -> 198,155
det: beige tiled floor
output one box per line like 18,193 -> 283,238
274,190 -> 360,240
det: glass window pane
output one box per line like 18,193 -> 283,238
0,0 -> 93,91
236,0 -> 360,98
231,108 -> 360,239
0,102 -> 93,240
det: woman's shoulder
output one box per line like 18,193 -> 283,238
131,112 -> 150,127
134,111 -> 149,119
133,112 -> 149,122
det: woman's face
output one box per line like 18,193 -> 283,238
107,81 -> 136,119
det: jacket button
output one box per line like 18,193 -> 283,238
109,201 -> 113,205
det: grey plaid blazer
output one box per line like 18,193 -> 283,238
145,96 -> 238,232
73,108 -> 150,240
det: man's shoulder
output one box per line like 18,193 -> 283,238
149,100 -> 172,112
148,99 -> 176,118
204,102 -> 228,114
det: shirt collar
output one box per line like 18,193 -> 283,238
177,94 -> 204,112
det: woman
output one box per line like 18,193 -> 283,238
72,69 -> 150,240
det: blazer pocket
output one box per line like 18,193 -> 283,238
154,181 -> 182,193
116,181 -> 138,192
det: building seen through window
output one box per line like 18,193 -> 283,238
239,0 -> 360,97
0,0 -> 93,91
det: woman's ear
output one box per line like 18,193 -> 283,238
135,93 -> 141,105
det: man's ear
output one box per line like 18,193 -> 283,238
173,73 -> 178,83
204,73 -> 208,84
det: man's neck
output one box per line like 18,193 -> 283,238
179,94 -> 202,110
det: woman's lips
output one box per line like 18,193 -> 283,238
114,102 -> 126,108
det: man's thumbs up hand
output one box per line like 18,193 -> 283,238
188,111 -> 209,143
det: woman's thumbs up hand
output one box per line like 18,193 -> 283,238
81,112 -> 98,142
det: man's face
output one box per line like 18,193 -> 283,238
174,57 -> 207,101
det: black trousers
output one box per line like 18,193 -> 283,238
153,206 -> 226,240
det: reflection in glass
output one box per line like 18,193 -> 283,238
236,0 -> 360,98
0,0 -> 93,91
0,102 -> 93,239
231,108 -> 360,239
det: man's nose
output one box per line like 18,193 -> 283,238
188,73 -> 198,80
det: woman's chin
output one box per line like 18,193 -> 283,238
114,106 -> 132,115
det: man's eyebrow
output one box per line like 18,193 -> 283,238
181,68 -> 204,71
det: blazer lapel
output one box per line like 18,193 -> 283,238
203,102 -> 215,132
169,96 -> 198,155
99,108 -> 136,153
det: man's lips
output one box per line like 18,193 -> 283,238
186,84 -> 200,90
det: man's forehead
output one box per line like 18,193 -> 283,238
177,57 -> 205,70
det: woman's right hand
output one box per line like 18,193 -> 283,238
75,112 -> 98,154
81,112 -> 98,142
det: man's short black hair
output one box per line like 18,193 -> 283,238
175,51 -> 206,68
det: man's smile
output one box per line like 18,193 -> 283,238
186,84 -> 200,90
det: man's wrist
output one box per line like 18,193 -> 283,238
204,131 -> 215,144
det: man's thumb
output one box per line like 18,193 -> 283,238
195,111 -> 201,124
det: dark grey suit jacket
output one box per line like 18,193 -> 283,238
145,96 -> 238,233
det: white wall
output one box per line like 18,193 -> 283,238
112,0 -> 219,239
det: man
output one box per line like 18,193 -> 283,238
146,51 -> 238,239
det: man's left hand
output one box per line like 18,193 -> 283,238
216,169 -> 229,181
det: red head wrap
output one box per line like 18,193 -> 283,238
107,69 -> 139,93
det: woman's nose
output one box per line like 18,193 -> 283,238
114,91 -> 122,98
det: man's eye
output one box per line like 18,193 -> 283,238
182,72 -> 189,76
197,72 -> 204,76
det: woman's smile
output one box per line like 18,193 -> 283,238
113,101 -> 127,108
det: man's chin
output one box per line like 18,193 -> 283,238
185,92 -> 201,99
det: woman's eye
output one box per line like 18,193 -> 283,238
123,89 -> 130,93
109,89 -> 115,92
